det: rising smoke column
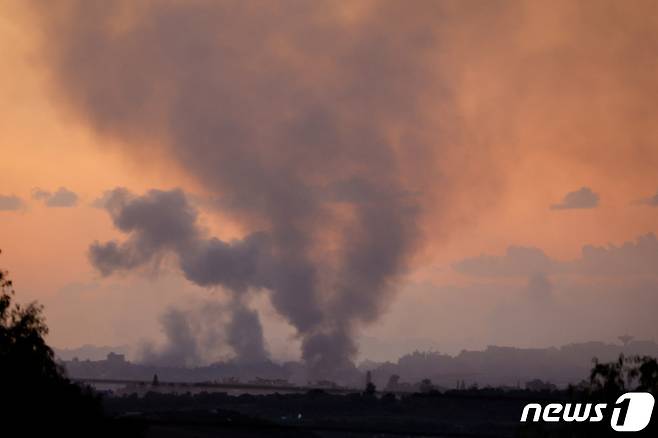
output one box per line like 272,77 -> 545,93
90,182 -> 417,373
37,0 -> 440,376
91,188 -> 272,364
139,301 -> 268,367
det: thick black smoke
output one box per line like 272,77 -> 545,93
40,0 -> 432,376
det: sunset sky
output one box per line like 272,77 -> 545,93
1,0 -> 658,364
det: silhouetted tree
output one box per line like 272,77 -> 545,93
590,353 -> 658,396
419,378 -> 434,393
628,355 -> 658,394
363,370 -> 376,396
364,381 -> 376,397
590,354 -> 626,397
1,258 -> 65,388
0,251 -> 140,435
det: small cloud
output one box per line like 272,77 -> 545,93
454,245 -> 555,277
550,186 -> 599,210
31,188 -> 51,201
632,189 -> 658,207
455,233 -> 658,279
32,187 -> 79,207
0,194 -> 24,211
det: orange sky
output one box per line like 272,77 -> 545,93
1,1 -> 658,360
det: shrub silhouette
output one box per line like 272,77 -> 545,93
0,250 -> 139,435
590,353 -> 658,397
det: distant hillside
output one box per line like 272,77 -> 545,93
362,340 -> 658,389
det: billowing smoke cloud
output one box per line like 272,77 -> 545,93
40,1 -> 431,376
89,188 -> 270,289
35,0 -> 658,374
91,184 -> 413,373
90,188 -> 271,364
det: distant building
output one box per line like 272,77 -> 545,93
312,379 -> 339,389
385,374 -> 400,391
249,377 -> 292,386
106,352 -> 126,363
525,379 -> 557,392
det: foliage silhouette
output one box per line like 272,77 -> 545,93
0,250 -> 141,435
590,353 -> 658,396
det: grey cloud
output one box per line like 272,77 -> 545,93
577,233 -> 658,276
32,187 -> 79,207
454,246 -> 556,277
0,195 -> 24,211
634,189 -> 658,207
455,233 -> 658,278
31,188 -> 50,201
550,186 -> 599,210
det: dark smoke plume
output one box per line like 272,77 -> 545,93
91,184 -> 415,373
91,188 -> 272,364
38,0 -> 437,376
140,300 -> 268,367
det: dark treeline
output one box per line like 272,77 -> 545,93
102,358 -> 657,437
